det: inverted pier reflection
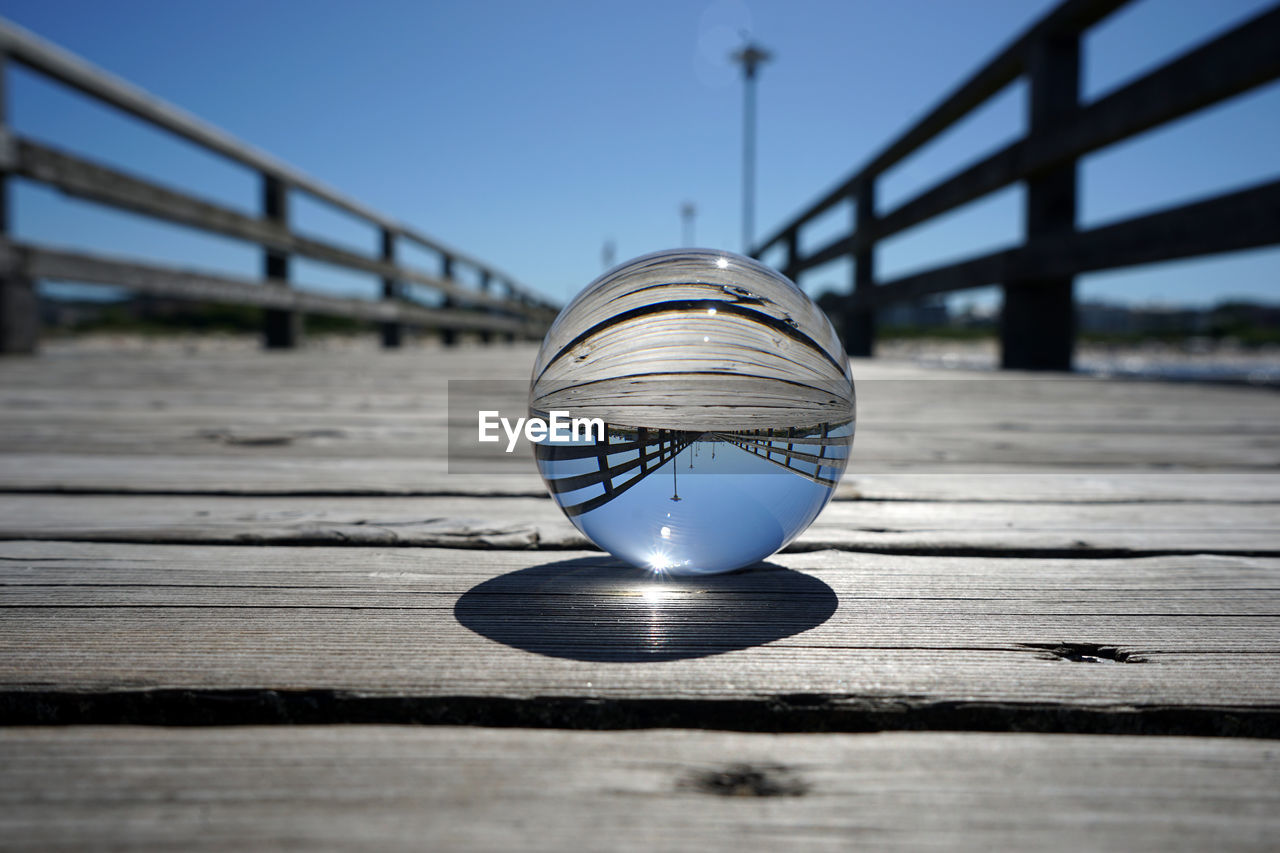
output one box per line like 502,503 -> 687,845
533,422 -> 851,516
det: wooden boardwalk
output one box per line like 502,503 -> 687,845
2,342 -> 1279,849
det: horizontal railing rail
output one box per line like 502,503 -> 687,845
0,242 -> 536,336
752,0 -> 1280,369
0,17 -> 557,353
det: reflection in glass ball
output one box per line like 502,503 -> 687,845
529,249 -> 855,575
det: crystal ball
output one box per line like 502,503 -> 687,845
529,249 -> 855,575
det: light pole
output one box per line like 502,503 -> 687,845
680,201 -> 697,247
731,41 -> 771,255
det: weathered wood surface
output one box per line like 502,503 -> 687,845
2,342 -> 1279,846
5,0 -> 1279,838
7,453 -> 1280,502
1,415 -> 1272,467
4,541 -> 1279,729
2,347 -> 1277,717
1,346 -> 1276,496
2,727 -> 1277,852
1,493 -> 1276,555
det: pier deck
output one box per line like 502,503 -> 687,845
1,342 -> 1278,850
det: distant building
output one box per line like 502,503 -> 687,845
878,297 -> 949,329
807,292 -> 1277,340
1077,301 -> 1134,333
1211,301 -> 1280,329
40,299 -> 117,328
1078,301 -> 1211,336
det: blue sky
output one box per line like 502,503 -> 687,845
4,0 -> 1278,310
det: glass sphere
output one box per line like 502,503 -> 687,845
529,249 -> 855,575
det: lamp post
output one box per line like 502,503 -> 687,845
680,201 -> 697,247
731,41 -> 772,255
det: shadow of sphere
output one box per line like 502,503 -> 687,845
454,556 -> 837,662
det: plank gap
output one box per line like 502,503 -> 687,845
3,690 -> 1280,738
3,535 -> 1277,560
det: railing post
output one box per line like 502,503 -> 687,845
261,174 -> 301,349
1001,31 -> 1078,370
439,253 -> 457,347
379,229 -> 402,348
502,282 -> 516,344
782,229 -> 799,283
0,53 -> 38,355
477,270 -> 493,344
844,179 -> 876,357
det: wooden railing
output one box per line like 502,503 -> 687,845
0,18 -> 558,354
752,0 -> 1280,369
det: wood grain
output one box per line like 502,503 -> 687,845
2,541 -> 1278,726
7,5 -> 1280,843
1,726 -> 1276,852
2,346 -> 1276,496
0,493 -> 1275,555
5,453 -> 1280,503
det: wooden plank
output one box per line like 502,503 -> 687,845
1,726 -> 1276,852
1027,178 -> 1280,278
2,541 -> 1279,729
2,400 -> 1271,450
0,494 -> 1275,556
864,249 -> 1017,307
11,340 -> 1276,406
797,227 -> 856,275
1,346 -> 1275,495
840,471 -> 1280,503
5,453 -> 1280,502
9,379 -> 1275,431
0,453 -> 548,495
0,414 -> 1272,469
0,340 -> 546,406
0,494 -> 558,548
868,179 -> 1280,306
12,135 -> 293,247
1,242 -> 538,334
